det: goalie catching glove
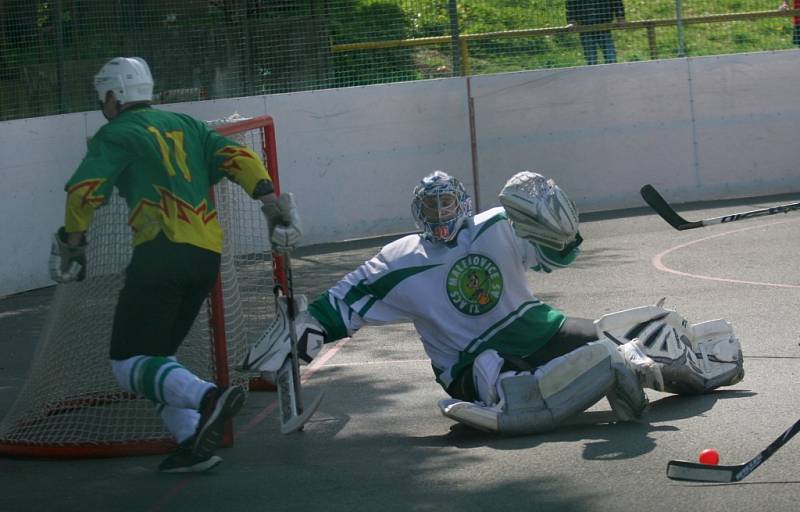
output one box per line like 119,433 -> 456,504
262,192 -> 303,253
49,227 -> 87,283
499,171 -> 580,251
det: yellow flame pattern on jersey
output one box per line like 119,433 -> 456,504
128,186 -> 223,252
64,178 -> 108,233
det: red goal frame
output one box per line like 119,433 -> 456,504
0,115 -> 284,458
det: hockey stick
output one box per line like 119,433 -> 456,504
276,251 -> 324,434
666,418 -> 800,482
640,184 -> 800,231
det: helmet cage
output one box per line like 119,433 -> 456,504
412,171 -> 473,243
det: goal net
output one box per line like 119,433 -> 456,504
0,115 -> 285,457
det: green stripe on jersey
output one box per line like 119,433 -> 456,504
535,243 -> 579,268
343,264 -> 441,307
472,211 -> 507,242
443,303 -> 565,389
308,292 -> 349,342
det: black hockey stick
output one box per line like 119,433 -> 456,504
666,418 -> 800,482
640,184 -> 800,231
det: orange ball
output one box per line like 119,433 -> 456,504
698,448 -> 720,465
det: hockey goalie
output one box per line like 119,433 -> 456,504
244,170 -> 744,435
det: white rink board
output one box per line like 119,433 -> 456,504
263,79 -> 473,242
0,114 -> 92,295
689,53 -> 800,197
0,79 -> 473,295
162,79 -> 474,243
469,59 -> 697,212
1,50 -> 799,296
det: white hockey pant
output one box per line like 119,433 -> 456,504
438,342 -> 647,435
594,304 -> 744,394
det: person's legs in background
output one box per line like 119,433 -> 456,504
598,30 -> 618,63
579,31 -> 599,65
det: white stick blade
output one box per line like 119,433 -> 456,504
280,391 -> 324,434
666,460 -> 736,482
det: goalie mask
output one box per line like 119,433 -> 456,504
412,171 -> 473,243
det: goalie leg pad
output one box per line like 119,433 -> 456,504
595,304 -> 744,394
439,342 -> 622,434
606,360 -> 650,422
242,294 -> 325,372
594,337 -> 654,420
662,319 -> 744,394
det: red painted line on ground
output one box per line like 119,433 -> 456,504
147,480 -> 193,512
322,359 -> 428,367
147,337 -> 351,512
652,218 -> 800,288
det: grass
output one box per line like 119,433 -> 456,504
1,0 -> 798,120
388,0 -> 799,74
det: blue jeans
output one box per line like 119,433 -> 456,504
579,30 -> 617,65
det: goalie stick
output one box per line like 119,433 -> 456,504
640,184 -> 800,231
666,418 -> 800,482
275,252 -> 324,434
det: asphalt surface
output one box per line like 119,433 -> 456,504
1,194 -> 799,512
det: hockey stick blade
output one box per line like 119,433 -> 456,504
640,185 -> 700,230
667,460 -> 747,483
280,390 -> 324,434
641,184 -> 800,231
666,418 -> 800,482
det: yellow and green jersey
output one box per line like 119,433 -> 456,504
64,105 -> 271,253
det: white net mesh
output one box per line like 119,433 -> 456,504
0,115 -> 278,455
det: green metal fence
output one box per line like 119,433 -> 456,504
1,0 -> 798,121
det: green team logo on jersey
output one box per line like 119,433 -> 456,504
446,254 -> 503,315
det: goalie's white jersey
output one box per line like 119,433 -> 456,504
319,207 -> 579,390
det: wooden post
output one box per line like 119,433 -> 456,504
646,23 -> 658,60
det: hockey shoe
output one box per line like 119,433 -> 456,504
159,439 -> 223,473
193,385 -> 246,459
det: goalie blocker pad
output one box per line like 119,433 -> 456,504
241,294 -> 325,373
438,341 -> 647,435
594,303 -> 744,395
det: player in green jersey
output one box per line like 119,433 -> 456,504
49,57 -> 302,472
